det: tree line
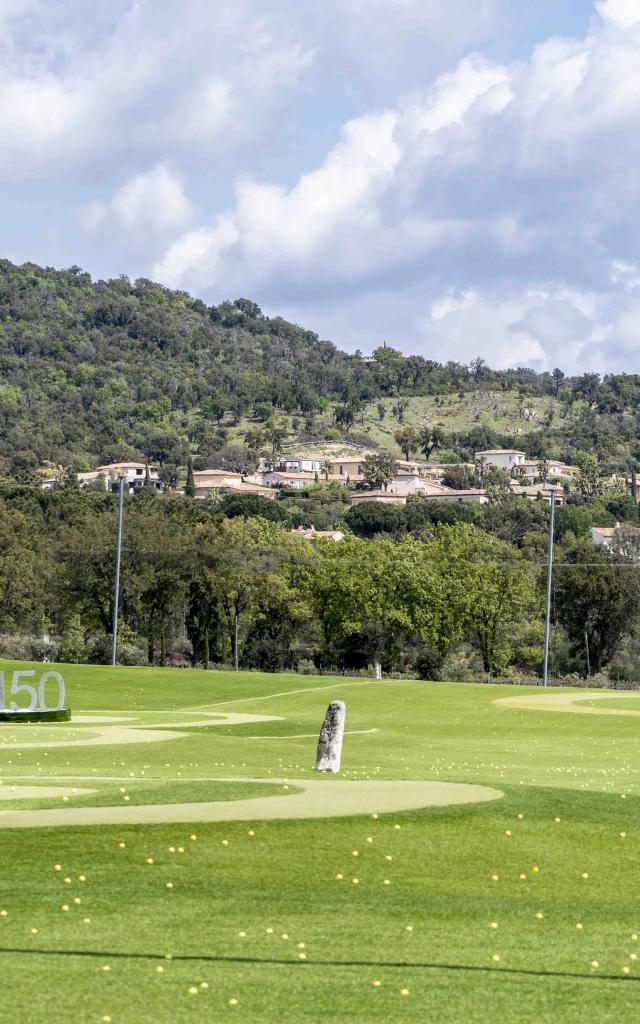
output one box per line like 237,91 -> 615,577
3,483 -> 640,682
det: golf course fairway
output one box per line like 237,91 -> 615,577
0,661 -> 639,1024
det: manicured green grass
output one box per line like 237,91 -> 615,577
0,661 -> 639,1022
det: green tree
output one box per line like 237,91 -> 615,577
484,466 -> 512,493
394,427 -> 419,461
218,493 -> 290,523
0,501 -> 47,632
430,525 -> 540,675
334,405 -> 355,432
391,399 -> 408,423
302,534 -> 467,671
418,424 -> 447,461
574,452 -> 600,498
266,425 -> 287,456
185,456 -> 196,498
362,452 -> 397,491
373,344 -> 403,365
537,459 -> 550,483
345,502 -> 407,538
60,613 -> 86,664
555,543 -> 640,674
441,465 -> 476,490
198,518 -> 294,670
551,367 -> 565,394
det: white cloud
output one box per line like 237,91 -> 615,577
146,0 -> 640,373
421,285 -> 605,372
153,110 -> 404,288
0,0 -> 508,184
333,0 -> 500,95
169,76 -> 233,142
0,0 -> 316,179
0,0 -> 34,31
609,260 -> 640,291
154,217 -> 239,286
414,55 -> 512,135
82,165 -> 197,243
112,165 -> 196,236
596,0 -> 640,28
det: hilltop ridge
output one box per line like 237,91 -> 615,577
0,259 -> 638,481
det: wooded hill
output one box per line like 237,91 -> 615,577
2,258 -> 640,481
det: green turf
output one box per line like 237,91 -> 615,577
0,661 -> 639,1023
577,697 -> 640,711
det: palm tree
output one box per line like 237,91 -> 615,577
537,459 -> 550,484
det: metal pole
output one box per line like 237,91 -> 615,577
542,491 -> 556,687
111,476 -> 125,667
584,630 -> 591,678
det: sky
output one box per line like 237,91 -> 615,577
3,0 -> 640,374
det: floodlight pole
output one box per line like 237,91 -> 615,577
111,475 -> 125,667
542,490 -> 556,687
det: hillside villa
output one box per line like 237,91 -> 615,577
512,459 -> 578,483
351,488 -> 490,506
475,449 -> 526,471
591,523 -> 640,558
78,462 -> 164,493
37,445 -> 584,509
191,469 -> 276,500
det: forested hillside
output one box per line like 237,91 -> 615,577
4,259 -> 640,681
3,259 -> 640,480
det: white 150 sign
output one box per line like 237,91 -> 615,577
0,671 -> 65,712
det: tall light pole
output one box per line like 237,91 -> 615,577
111,475 -> 125,667
542,490 -> 556,687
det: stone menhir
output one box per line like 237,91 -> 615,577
314,701 -> 346,773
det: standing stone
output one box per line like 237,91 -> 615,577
314,701 -> 346,773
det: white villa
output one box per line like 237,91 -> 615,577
267,456 -> 323,474
513,459 -> 578,483
475,449 -> 526,472
510,484 -> 564,505
191,469 -> 275,500
351,487 -> 490,507
264,441 -> 374,482
262,471 -> 318,490
78,462 -> 164,493
591,523 -> 640,558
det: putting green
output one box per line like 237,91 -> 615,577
494,690 -> 640,716
0,695 -> 503,826
0,784 -> 95,800
0,710 -> 283,749
0,777 -> 503,828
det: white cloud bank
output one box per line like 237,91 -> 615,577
0,0 -> 496,180
0,0 -> 316,178
4,0 -> 640,373
139,0 -> 640,373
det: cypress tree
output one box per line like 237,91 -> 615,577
185,456 -> 196,498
